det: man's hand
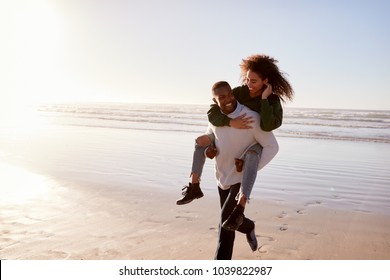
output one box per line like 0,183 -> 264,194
205,144 -> 217,159
229,113 -> 254,129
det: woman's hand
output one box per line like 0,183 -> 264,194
262,83 -> 273,99
229,113 -> 254,129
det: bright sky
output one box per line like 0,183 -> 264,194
1,0 -> 389,110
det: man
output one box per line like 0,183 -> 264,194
207,81 -> 278,259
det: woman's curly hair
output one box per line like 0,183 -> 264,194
240,54 -> 294,102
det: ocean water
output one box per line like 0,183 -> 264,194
38,103 -> 390,143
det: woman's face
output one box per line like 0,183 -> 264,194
246,70 -> 267,95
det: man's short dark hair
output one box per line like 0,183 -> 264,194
212,81 -> 231,92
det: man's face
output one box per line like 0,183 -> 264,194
213,86 -> 237,114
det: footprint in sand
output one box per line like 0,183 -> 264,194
259,235 -> 275,242
47,250 -> 70,259
305,200 -> 323,207
0,237 -> 12,242
257,235 -> 276,254
175,215 -> 195,221
277,211 -> 287,218
258,244 -> 269,253
280,224 -> 288,231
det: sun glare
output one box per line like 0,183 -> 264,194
0,103 -> 48,136
0,162 -> 53,205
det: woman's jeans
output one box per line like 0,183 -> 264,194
191,133 -> 263,200
240,143 -> 262,199
215,183 -> 255,260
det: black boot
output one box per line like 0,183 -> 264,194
176,183 -> 204,205
222,204 -> 245,231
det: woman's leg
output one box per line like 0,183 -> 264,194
176,133 -> 215,205
190,132 -> 215,182
239,143 -> 263,204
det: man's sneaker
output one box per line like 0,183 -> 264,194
222,204 -> 244,231
176,183 -> 204,205
246,227 -> 258,252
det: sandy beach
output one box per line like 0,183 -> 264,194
1,118 -> 390,260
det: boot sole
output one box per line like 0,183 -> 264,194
221,219 -> 243,231
176,193 -> 204,205
246,228 -> 258,251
